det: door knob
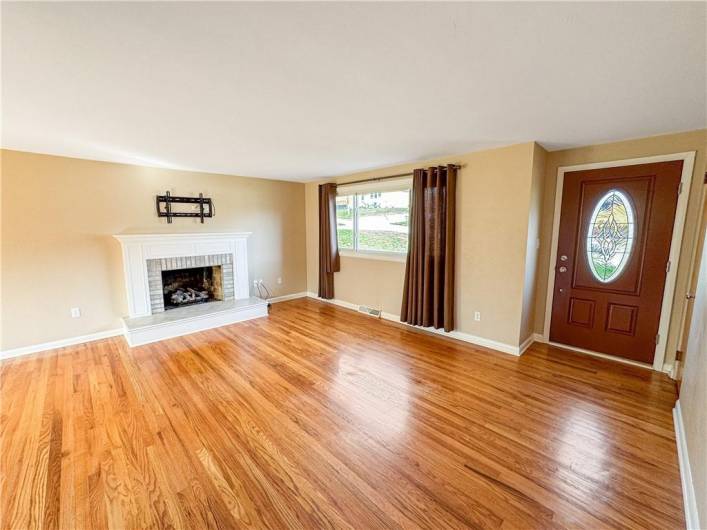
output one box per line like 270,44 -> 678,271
559,266 -> 567,273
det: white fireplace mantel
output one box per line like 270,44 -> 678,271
113,232 -> 252,318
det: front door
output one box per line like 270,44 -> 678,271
549,161 -> 683,364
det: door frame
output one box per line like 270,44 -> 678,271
542,151 -> 696,372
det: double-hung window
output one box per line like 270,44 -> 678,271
335,176 -> 411,259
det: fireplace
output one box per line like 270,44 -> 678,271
161,265 -> 223,310
145,253 -> 236,314
114,233 -> 267,346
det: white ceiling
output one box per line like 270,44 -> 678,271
2,2 -> 705,181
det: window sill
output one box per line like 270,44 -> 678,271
339,249 -> 407,263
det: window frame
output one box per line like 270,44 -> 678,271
335,180 -> 411,262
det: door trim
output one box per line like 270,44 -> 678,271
542,152 -> 696,372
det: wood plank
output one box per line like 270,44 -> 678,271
0,298 -> 684,529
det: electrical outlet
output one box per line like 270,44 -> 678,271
70,307 -> 81,318
277,277 -> 282,285
474,311 -> 481,322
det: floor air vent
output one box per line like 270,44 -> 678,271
358,305 -> 381,318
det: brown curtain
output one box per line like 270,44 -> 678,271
318,183 -> 340,299
401,165 -> 457,332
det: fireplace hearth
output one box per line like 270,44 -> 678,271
161,266 -> 223,310
114,233 -> 267,347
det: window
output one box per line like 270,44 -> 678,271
586,189 -> 635,282
336,181 -> 410,256
335,194 -> 354,250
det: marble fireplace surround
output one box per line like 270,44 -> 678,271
113,232 -> 266,346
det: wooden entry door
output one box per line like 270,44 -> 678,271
549,161 -> 683,363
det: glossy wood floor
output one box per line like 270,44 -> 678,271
1,298 -> 684,529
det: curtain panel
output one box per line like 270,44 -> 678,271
318,183 -> 340,299
401,165 -> 457,332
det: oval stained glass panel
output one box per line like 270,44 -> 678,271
586,190 -> 635,283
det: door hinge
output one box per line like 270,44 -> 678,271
675,350 -> 684,362
666,260 -> 671,273
655,333 -> 660,345
678,182 -> 684,194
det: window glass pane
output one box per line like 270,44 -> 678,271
586,189 -> 635,282
335,195 -> 354,250
357,189 -> 410,253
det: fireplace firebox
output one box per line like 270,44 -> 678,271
161,266 -> 223,310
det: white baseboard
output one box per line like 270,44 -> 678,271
519,334 -> 535,355
0,328 -> 123,361
1,295 -> 280,359
382,311 -> 522,355
266,292 -> 308,304
306,292 -> 360,312
306,292 -> 521,356
674,401 -> 700,530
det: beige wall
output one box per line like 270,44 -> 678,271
0,150 -> 307,350
519,143 -> 547,344
533,130 -> 707,367
4,129 -> 704,360
306,142 -> 542,348
680,224 -> 707,525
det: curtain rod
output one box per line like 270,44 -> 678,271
339,164 -> 463,187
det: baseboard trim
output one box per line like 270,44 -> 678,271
674,401 -> 700,530
0,328 -> 123,361
382,311 -> 521,356
305,293 -> 521,356
266,292 -> 308,304
306,292 -> 360,312
518,334 -> 535,356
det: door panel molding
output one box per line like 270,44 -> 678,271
605,303 -> 639,336
568,297 -> 596,328
543,151 -> 696,372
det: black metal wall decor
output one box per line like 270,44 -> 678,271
156,191 -> 215,223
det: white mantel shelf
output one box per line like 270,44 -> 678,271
114,232 -> 252,243
113,232 -> 266,346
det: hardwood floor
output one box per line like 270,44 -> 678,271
1,298 -> 683,529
